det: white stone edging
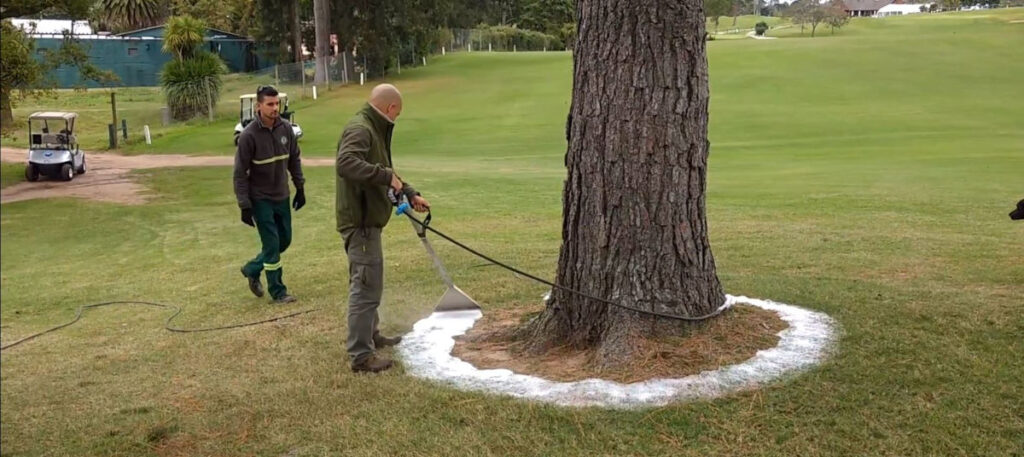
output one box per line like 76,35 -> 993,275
398,294 -> 837,409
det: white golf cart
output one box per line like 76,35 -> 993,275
233,93 -> 303,145
25,112 -> 85,182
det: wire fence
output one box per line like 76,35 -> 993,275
194,27 -> 563,108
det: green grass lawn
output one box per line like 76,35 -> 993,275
0,162 -> 25,188
2,9 -> 1023,456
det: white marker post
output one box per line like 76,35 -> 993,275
360,72 -> 365,86
422,57 -> 426,66
143,125 -> 151,145
312,85 -> 318,100
442,46 -> 446,56
488,43 -> 492,52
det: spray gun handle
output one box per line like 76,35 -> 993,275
387,188 -> 411,215
396,202 -> 411,216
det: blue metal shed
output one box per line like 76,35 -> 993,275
31,24 -> 271,88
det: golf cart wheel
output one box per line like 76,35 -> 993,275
25,164 -> 39,182
60,163 -> 74,181
77,156 -> 87,175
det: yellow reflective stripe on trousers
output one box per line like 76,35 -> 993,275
252,154 -> 289,165
264,261 -> 282,271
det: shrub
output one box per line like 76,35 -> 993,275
755,21 -> 769,36
474,25 -> 564,51
160,52 -> 226,121
559,23 -> 576,49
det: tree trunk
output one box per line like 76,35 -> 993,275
1,91 -> 13,132
525,0 -> 725,367
312,0 -> 330,84
291,0 -> 302,64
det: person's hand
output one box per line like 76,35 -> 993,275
241,208 -> 255,227
411,195 -> 431,213
292,187 -> 306,211
389,172 -> 403,193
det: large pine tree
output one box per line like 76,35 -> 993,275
525,0 -> 724,367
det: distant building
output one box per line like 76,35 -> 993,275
17,21 -> 272,88
875,3 -> 933,16
842,0 -> 895,16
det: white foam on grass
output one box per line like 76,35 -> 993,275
397,294 -> 837,408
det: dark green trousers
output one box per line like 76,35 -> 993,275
342,227 -> 384,363
242,199 -> 292,299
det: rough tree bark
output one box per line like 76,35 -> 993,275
525,0 -> 725,367
312,0 -> 330,84
291,0 -> 302,64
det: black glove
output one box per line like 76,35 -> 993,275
292,187 -> 306,211
241,208 -> 255,227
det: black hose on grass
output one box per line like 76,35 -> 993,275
3,213 -> 727,351
402,210 -> 729,323
0,301 -> 320,351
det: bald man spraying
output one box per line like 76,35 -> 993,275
336,84 -> 431,373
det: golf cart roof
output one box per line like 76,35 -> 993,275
240,93 -> 288,99
28,111 -> 77,121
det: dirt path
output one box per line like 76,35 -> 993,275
0,148 -> 332,205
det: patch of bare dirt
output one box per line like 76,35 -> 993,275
0,147 -> 332,205
453,304 -> 789,383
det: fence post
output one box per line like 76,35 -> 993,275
207,81 -> 214,122
121,119 -> 127,139
342,53 -> 349,84
301,61 -> 306,99
109,92 -> 118,149
397,57 -> 401,75
143,125 -> 151,145
275,65 -> 280,87
325,57 -> 331,91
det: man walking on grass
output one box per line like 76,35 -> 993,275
337,84 -> 431,373
234,85 -> 306,304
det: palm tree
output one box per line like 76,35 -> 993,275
98,0 -> 166,32
160,16 -> 226,121
162,15 -> 207,60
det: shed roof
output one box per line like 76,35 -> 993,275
28,112 -> 78,120
842,0 -> 894,10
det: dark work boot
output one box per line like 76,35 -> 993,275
373,331 -> 402,348
351,354 -> 394,373
273,294 -> 297,304
241,267 -> 264,298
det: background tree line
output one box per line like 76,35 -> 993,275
0,0 -> 576,127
